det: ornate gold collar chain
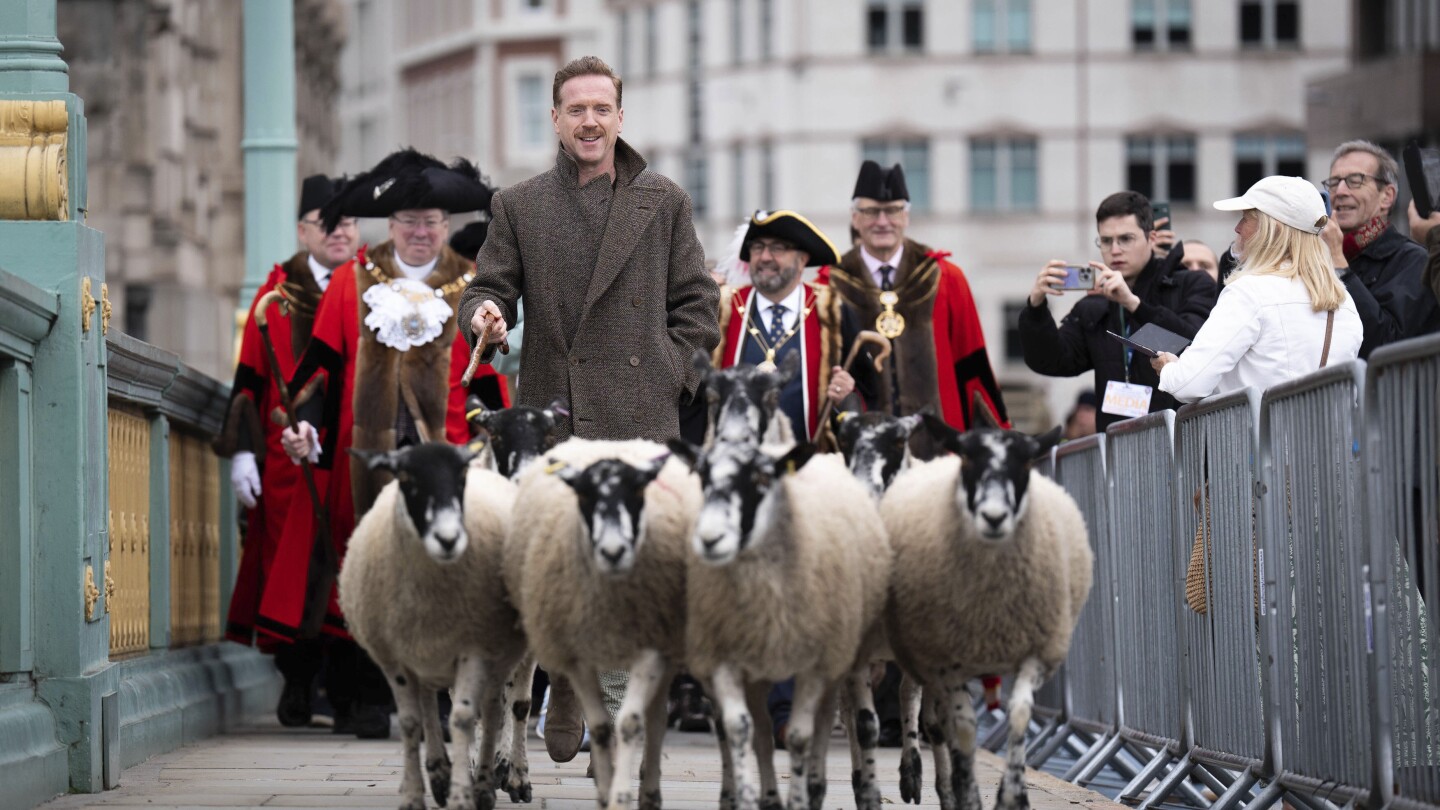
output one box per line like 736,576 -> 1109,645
740,291 -> 814,373
363,258 -> 474,298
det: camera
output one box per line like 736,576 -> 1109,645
1059,265 -> 1095,291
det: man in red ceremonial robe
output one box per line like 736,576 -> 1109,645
826,160 -> 1009,454
276,150 -> 508,738
215,175 -> 358,728
713,209 -> 877,444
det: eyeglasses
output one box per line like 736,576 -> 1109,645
301,217 -> 358,230
1095,233 -> 1144,250
749,240 -> 795,258
853,203 -> 910,220
391,215 -> 447,231
1321,173 -> 1386,191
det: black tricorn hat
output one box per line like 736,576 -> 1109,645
448,216 -> 491,261
298,174 -> 342,220
852,160 -> 909,202
320,148 -> 496,230
741,210 -> 841,267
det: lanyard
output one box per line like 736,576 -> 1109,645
1118,307 -> 1132,384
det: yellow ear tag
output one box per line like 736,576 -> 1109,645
465,408 -> 484,421
466,439 -> 486,452
836,411 -> 854,423
544,461 -> 569,475
785,460 -> 797,476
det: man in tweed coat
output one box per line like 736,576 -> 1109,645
460,56 -> 720,442
458,55 -> 720,764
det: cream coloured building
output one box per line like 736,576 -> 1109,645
338,0 -> 1355,422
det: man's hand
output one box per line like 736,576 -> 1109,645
1028,261 -> 1071,307
281,421 -> 320,465
1409,200 -> 1440,245
827,366 -> 855,404
1152,216 -> 1175,260
1322,217 -> 1348,270
469,300 -> 509,346
1150,351 -> 1178,373
1090,263 -> 1141,312
230,451 -> 261,509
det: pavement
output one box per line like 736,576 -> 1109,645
38,717 -> 1122,809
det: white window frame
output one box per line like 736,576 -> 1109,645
1133,0 -> 1192,51
973,0 -> 1031,54
970,136 -> 1039,213
503,56 -> 557,164
866,0 -> 925,55
1239,0 -> 1301,49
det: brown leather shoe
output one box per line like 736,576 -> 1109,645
545,677 -> 584,762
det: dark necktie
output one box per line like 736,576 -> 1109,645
879,265 -> 895,291
768,304 -> 788,344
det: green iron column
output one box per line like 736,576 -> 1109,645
0,0 -> 115,796
241,0 -> 298,309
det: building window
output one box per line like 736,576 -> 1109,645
867,0 -> 924,54
970,137 -> 1038,213
686,152 -> 709,217
1003,301 -> 1028,362
731,0 -> 743,64
732,144 -> 746,218
516,74 -> 547,149
1133,0 -> 1191,50
645,5 -> 658,77
124,284 -> 152,343
862,138 -> 931,213
761,141 -> 775,207
759,0 -> 774,60
974,0 -> 1030,53
1126,134 -> 1197,204
687,0 -> 703,143
523,0 -> 545,9
1234,133 -> 1306,194
1240,0 -> 1300,48
618,11 -> 631,78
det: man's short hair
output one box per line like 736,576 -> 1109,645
1096,191 -> 1154,232
1331,139 -> 1400,187
552,56 -> 623,109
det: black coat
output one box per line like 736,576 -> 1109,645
1341,225 -> 1439,358
1018,244 -> 1219,432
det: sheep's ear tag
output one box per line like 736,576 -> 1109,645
467,438 -> 486,453
785,459 -> 797,476
544,461 -> 569,475
465,407 -> 485,421
836,411 -> 854,424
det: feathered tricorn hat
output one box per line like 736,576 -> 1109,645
320,148 -> 495,230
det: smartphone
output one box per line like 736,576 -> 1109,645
1059,265 -> 1096,291
1320,187 -> 1331,217
1152,201 -> 1173,232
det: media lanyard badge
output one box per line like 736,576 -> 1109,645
1101,380 -> 1153,419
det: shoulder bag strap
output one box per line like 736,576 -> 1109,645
1319,310 -> 1335,368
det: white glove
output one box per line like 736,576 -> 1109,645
281,421 -> 321,466
230,451 -> 262,509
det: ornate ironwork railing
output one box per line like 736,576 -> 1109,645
106,404 -> 150,658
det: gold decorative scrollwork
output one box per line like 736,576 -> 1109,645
0,100 -> 69,221
85,565 -> 100,621
101,282 -> 112,335
81,277 -> 95,334
104,560 -> 116,613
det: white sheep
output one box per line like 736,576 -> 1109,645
339,443 -> 528,810
669,438 -> 892,810
504,437 -> 701,810
881,421 -> 1091,810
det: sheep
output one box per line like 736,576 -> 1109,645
339,443 -> 528,810
504,437 -> 701,810
668,437 -> 892,810
881,418 -> 1091,810
694,349 -> 799,450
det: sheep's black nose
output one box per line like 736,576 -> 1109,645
434,532 -> 458,551
700,535 -> 723,551
982,512 -> 1005,530
600,547 -> 625,565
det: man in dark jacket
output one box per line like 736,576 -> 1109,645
1321,140 -> 1439,356
1019,191 -> 1218,432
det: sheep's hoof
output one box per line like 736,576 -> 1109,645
427,756 -> 452,806
399,796 -> 426,810
759,791 -> 783,810
476,786 -> 497,810
639,788 -> 663,810
900,747 -> 923,804
719,787 -> 736,810
806,776 -> 827,810
505,767 -> 532,803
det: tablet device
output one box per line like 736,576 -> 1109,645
1106,323 -> 1191,358
1404,142 -> 1440,219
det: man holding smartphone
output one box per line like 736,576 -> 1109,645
1018,191 -> 1218,431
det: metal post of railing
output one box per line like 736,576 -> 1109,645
1363,333 -> 1440,810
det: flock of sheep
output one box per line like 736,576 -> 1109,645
336,353 -> 1094,810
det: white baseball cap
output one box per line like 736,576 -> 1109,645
1212,176 -> 1330,235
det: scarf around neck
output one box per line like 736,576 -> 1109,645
1342,215 -> 1388,261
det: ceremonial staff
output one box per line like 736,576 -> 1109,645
816,329 -> 892,433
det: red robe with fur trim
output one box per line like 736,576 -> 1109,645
218,255 -> 325,649
257,244 -> 507,642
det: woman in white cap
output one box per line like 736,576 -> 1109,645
1151,176 -> 1363,401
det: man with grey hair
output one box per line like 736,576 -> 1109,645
1320,139 -> 1438,356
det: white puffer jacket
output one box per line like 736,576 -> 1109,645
1158,273 -> 1362,402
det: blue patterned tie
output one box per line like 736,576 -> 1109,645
879,265 -> 895,291
768,304 -> 788,345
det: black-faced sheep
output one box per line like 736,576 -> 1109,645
669,438 -> 892,810
504,438 -> 700,810
882,421 -> 1091,810
695,350 -> 799,450
339,443 -> 527,810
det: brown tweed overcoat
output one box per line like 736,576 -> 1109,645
459,139 -> 720,442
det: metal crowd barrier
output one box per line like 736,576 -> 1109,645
1365,333 -> 1440,809
1255,360 -> 1374,807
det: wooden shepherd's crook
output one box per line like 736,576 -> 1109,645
460,309 -> 511,387
815,329 -> 893,431
252,290 -> 335,640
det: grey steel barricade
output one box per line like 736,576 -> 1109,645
1105,411 -> 1205,805
1255,360 -> 1374,808
1048,435 -> 1123,783
1365,334 -> 1440,809
1156,388 -> 1274,810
